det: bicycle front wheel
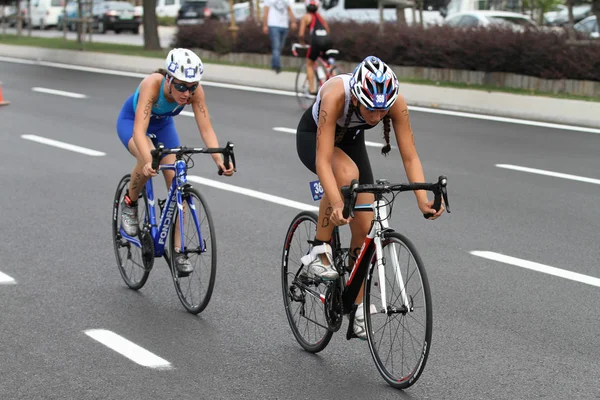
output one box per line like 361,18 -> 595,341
364,232 -> 432,390
295,63 -> 315,111
169,186 -> 217,314
281,211 -> 334,353
112,174 -> 151,290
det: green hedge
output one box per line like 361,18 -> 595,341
174,20 -> 600,82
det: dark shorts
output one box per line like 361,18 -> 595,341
296,106 -> 374,185
307,36 -> 333,62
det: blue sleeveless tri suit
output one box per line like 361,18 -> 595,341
116,77 -> 187,151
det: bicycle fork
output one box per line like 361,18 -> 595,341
373,200 -> 411,314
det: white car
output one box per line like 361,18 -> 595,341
574,15 -> 598,39
445,10 -> 538,31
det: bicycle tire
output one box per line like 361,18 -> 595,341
112,174 -> 150,290
281,211 -> 334,353
169,186 -> 217,314
364,231 -> 432,390
295,63 -> 316,111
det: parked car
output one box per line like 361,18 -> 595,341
176,0 -> 229,25
320,0 -> 442,25
547,4 -> 592,27
444,10 -> 538,31
543,4 -> 566,26
29,0 -> 64,28
574,15 -> 598,39
92,0 -> 141,33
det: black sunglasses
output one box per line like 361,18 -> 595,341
172,82 -> 198,93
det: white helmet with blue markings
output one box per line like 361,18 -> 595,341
164,48 -> 203,83
350,56 -> 399,111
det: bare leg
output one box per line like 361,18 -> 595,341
126,137 -> 153,201
306,59 -> 316,94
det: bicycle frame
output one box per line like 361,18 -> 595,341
341,199 -> 410,314
119,159 -> 204,258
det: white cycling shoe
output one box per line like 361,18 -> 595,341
353,302 -> 378,340
300,243 -> 339,281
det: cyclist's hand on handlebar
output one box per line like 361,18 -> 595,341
419,199 -> 444,220
142,162 -> 158,177
215,159 -> 234,176
331,202 -> 351,226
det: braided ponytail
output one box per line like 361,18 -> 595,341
381,115 -> 391,156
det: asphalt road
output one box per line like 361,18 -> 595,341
1,60 -> 600,400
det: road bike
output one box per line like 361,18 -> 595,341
292,42 -> 344,110
112,138 -> 236,314
281,176 -> 450,389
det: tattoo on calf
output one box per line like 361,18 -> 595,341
131,172 -> 142,190
322,205 -> 333,228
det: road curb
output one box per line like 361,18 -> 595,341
1,44 -> 599,128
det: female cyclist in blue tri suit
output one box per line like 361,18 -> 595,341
296,56 -> 445,339
116,48 -> 234,274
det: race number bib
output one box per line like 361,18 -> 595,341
309,180 -> 324,201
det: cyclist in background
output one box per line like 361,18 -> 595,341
298,0 -> 332,95
295,56 -> 445,339
115,48 -> 235,274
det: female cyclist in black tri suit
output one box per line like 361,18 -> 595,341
298,0 -> 332,95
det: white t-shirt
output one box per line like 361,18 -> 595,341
264,0 -> 292,28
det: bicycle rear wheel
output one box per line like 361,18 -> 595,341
169,186 -> 216,314
364,232 -> 432,389
281,211 -> 333,353
295,63 -> 316,111
112,174 -> 151,290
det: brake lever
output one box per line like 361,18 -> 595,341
423,175 -> 447,219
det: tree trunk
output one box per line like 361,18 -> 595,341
593,0 -> 600,35
567,0 -> 575,40
396,5 -> 407,26
16,0 -> 22,36
77,0 -> 83,44
248,0 -> 255,21
143,0 -> 161,51
27,0 -> 31,37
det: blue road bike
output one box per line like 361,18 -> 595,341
112,139 -> 236,314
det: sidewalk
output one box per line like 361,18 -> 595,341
1,44 -> 599,128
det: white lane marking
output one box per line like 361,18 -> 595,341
0,271 -> 16,284
409,106 -> 600,135
21,134 -> 106,156
273,127 -> 392,149
31,87 -> 87,99
188,176 -> 318,211
84,329 -> 173,370
496,164 -> 600,185
471,251 -> 600,288
0,56 -> 597,134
